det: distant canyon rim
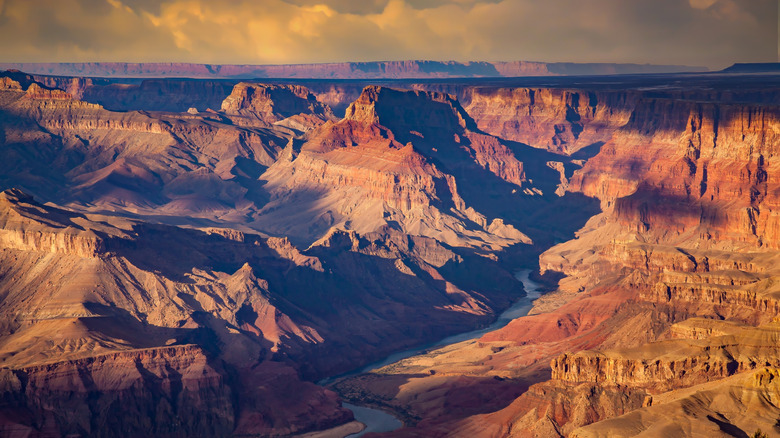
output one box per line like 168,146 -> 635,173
0,61 -> 778,437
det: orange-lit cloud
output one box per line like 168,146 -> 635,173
0,0 -> 774,68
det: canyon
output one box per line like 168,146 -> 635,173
0,66 -> 779,437
328,74 -> 780,437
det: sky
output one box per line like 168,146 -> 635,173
0,0 -> 776,69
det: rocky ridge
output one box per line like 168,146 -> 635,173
254,85 -> 548,249
220,82 -> 335,131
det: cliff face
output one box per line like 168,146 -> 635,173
0,188 -> 115,258
2,346 -> 235,437
571,367 -> 780,438
550,319 -> 780,390
220,82 -> 334,129
81,79 -> 235,112
487,95 -> 780,434
463,88 -> 637,154
255,86 -> 541,249
344,86 -> 527,187
572,101 -> 780,250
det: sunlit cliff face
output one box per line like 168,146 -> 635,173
0,0 -> 774,68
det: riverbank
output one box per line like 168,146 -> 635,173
327,269 -> 543,436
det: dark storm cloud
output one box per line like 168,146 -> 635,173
0,0 -> 775,68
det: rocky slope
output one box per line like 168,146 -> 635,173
1,69 -> 585,250
0,72 -> 296,223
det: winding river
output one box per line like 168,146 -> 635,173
339,269 -> 542,437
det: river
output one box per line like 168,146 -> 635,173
339,269 -> 542,437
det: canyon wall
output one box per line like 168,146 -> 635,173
485,81 -> 780,435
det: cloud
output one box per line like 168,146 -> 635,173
689,0 -> 718,9
0,0 -> 775,68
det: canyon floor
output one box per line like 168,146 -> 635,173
1,66 -> 779,437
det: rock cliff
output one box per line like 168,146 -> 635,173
220,83 -> 334,129
463,88 -> 637,154
487,90 -> 780,435
5,67 -> 778,436
254,85 -> 539,249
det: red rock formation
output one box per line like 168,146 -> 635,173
463,88 -> 637,154
571,367 -> 780,437
22,83 -> 73,100
0,71 -> 75,100
550,319 -> 780,390
10,67 -> 778,437
32,75 -> 99,100
571,100 -> 780,249
256,86 -> 531,249
0,189 -> 98,254
343,86 -> 527,187
221,82 -> 334,128
475,96 -> 780,435
1,345 -> 235,436
0,74 -> 289,215
442,380 -> 650,438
